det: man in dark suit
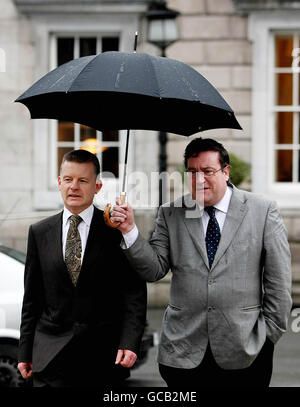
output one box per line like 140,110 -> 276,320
17,149 -> 147,387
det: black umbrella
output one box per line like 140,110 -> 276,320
15,51 -> 241,136
16,39 -> 242,226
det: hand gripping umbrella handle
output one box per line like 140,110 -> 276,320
103,32 -> 138,229
103,192 -> 126,228
104,127 -> 129,228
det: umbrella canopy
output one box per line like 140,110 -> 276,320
16,51 -> 241,136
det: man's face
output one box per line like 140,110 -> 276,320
58,160 -> 102,214
187,150 -> 230,207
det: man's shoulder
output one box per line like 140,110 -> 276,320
158,195 -> 199,221
161,194 -> 193,210
31,206 -> 104,229
92,205 -> 104,217
30,212 -> 62,233
92,206 -> 122,243
233,187 -> 277,210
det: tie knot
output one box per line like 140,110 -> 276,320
69,215 -> 82,228
205,206 -> 216,217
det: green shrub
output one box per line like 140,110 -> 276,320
229,153 -> 251,187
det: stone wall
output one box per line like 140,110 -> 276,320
0,0 -> 35,247
166,0 -> 252,176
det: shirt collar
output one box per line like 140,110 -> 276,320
63,204 -> 94,227
213,186 -> 233,214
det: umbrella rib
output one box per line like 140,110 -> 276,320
66,55 -> 98,93
174,65 -> 201,101
147,54 -> 164,99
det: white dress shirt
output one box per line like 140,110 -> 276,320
62,204 -> 94,263
123,187 -> 233,248
201,186 -> 232,234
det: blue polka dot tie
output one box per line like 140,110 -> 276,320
205,206 -> 221,268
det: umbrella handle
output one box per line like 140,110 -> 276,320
103,192 -> 126,228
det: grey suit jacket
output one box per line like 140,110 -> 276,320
124,187 -> 292,370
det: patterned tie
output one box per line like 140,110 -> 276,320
65,215 -> 82,286
205,206 -> 221,268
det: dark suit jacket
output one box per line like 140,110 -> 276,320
18,206 -> 147,373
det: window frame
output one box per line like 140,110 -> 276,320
49,33 -> 122,189
249,11 -> 300,208
29,13 -> 139,210
271,32 -> 300,184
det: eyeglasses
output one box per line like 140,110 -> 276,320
185,168 -> 224,178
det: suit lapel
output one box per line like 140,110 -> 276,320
211,187 -> 248,271
44,212 -> 71,281
182,194 -> 210,269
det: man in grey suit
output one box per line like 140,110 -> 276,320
112,137 -> 292,388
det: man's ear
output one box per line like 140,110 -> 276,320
224,166 -> 230,182
58,176 -> 62,190
95,179 -> 102,194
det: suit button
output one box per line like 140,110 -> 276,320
208,306 -> 213,312
208,279 -> 213,285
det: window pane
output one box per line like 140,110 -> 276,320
57,147 -> 73,175
275,150 -> 293,182
58,121 -> 74,142
275,73 -> 292,105
102,130 -> 118,142
80,38 -> 97,57
80,124 -> 96,141
80,125 -> 99,155
276,112 -> 293,144
57,38 -> 74,66
102,37 -> 119,52
80,142 -> 100,155
102,147 -> 119,177
275,35 -> 293,67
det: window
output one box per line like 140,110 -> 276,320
249,13 -> 300,207
273,33 -> 300,183
52,35 -> 120,183
24,7 -> 143,210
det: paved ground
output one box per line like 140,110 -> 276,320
126,307 -> 300,387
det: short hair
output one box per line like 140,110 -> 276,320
184,138 -> 230,169
60,149 -> 100,178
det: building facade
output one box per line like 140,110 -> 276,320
0,0 -> 299,305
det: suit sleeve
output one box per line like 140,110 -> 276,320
262,200 -> 292,344
117,251 -> 147,355
123,206 -> 171,282
18,226 -> 44,363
